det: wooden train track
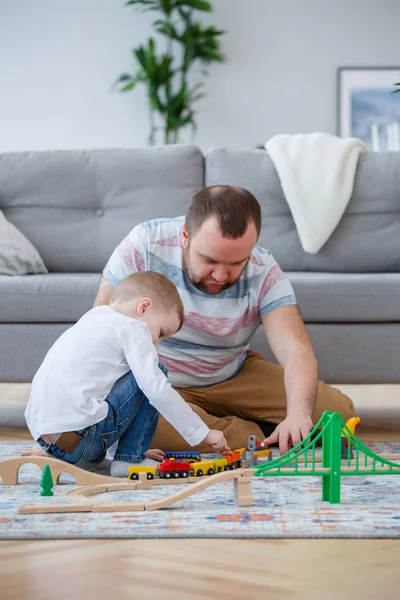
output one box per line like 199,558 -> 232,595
3,450 -> 400,515
0,456 -> 253,514
18,469 -> 254,514
2,452 -> 399,487
0,456 -> 243,486
0,456 -> 126,486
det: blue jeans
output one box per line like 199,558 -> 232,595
37,366 -> 164,464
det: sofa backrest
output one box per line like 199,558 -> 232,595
1,144 -> 399,273
206,148 -> 400,272
0,145 -> 204,272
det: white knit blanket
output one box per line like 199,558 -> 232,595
265,133 -> 367,254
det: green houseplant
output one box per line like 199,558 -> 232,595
116,0 -> 225,145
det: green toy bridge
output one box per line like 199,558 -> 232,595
252,411 -> 400,504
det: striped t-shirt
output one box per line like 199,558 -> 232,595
103,217 -> 296,388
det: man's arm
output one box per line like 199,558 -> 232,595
261,305 -> 318,453
93,276 -> 114,307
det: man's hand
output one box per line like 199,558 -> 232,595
262,413 -> 313,455
202,430 -> 230,452
144,448 -> 165,462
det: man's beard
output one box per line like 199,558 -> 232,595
182,247 -> 239,294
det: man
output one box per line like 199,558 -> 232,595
94,185 -> 355,454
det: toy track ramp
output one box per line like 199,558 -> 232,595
253,411 -> 400,504
0,456 -> 125,486
19,469 -> 253,514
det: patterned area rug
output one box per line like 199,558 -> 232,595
1,441 -> 400,539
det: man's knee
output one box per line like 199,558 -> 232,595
327,385 -> 356,421
315,382 -> 356,423
338,391 -> 356,422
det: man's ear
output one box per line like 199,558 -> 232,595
136,297 -> 152,315
181,224 -> 189,248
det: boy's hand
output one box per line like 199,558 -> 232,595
202,430 -> 230,452
144,448 -> 165,462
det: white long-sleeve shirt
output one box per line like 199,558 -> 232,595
25,306 -> 210,446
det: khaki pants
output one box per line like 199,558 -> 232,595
152,351 -> 356,452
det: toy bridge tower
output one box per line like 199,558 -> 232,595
252,411 -> 400,504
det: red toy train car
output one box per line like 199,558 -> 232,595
155,458 -> 191,479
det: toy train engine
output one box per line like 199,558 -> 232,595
128,458 -> 191,480
157,458 -> 191,479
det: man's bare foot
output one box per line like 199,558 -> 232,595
21,448 -> 46,457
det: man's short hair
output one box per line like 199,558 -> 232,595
111,271 -> 184,330
185,185 -> 262,239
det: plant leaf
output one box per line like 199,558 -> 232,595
154,19 -> 180,38
392,81 -> 400,93
120,82 -> 137,92
176,0 -> 212,11
116,73 -> 134,83
125,0 -> 162,12
118,0 -> 225,142
126,0 -> 155,4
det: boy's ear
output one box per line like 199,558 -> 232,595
136,297 -> 152,315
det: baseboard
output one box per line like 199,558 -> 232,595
332,384 -> 400,430
1,382 -> 399,431
0,383 -> 31,428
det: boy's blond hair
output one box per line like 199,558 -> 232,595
110,271 -> 185,330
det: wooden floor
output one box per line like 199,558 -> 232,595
2,427 -> 400,598
1,539 -> 400,600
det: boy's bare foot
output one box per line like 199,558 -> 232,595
21,448 -> 46,457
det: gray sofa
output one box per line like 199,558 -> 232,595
0,145 -> 399,384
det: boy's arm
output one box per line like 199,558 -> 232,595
120,325 -> 210,447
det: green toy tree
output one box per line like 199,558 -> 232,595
40,464 -> 54,497
115,0 -> 225,145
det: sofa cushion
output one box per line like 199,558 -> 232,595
0,209 -> 48,276
0,145 -> 204,273
287,272 -> 400,322
249,322 -> 400,383
1,271 -> 398,324
0,274 -> 100,322
206,148 -> 400,272
2,322 -> 400,383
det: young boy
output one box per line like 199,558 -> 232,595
25,271 -> 228,477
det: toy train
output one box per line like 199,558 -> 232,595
128,450 -> 243,480
128,420 -> 363,480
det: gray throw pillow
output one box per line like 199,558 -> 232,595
0,210 -> 48,275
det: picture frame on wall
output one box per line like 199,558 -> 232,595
337,67 -> 400,151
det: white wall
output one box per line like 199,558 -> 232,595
0,0 -> 399,152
